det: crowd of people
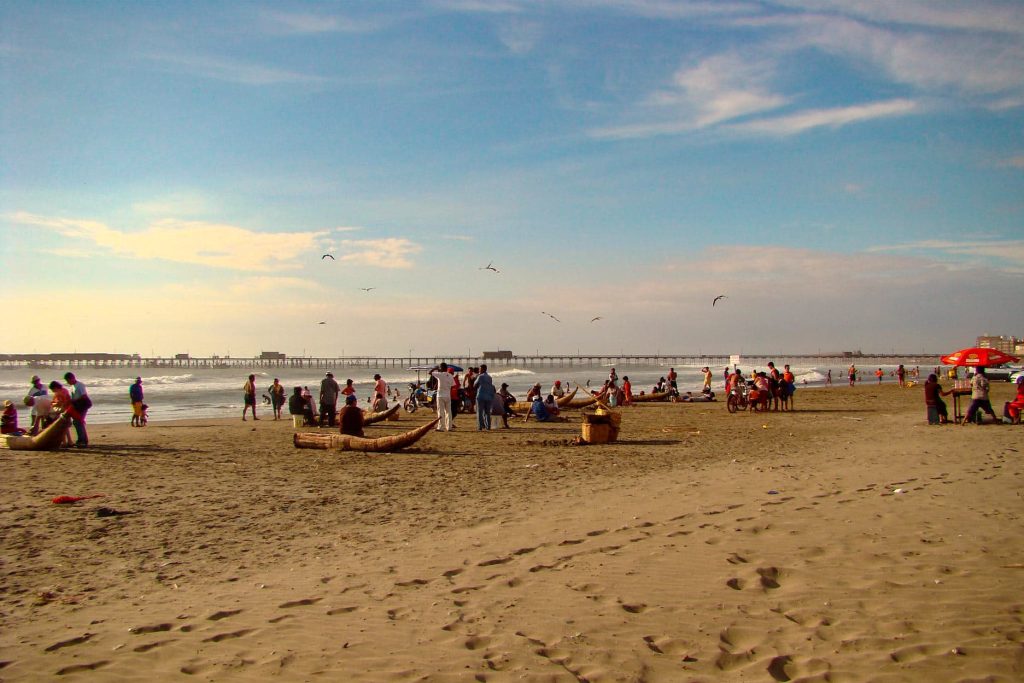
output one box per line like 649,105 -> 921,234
1,373 -> 92,447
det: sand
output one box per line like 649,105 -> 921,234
1,383 -> 1022,681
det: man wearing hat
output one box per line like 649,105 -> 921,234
319,371 -> 340,427
129,377 -> 145,427
25,375 -> 49,435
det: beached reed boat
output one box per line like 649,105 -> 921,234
363,403 -> 400,425
294,418 -> 439,453
508,387 -> 583,413
0,415 -> 68,451
631,391 -> 671,403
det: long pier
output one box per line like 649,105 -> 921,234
1,352 -> 944,371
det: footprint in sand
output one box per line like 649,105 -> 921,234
278,597 -> 321,609
56,661 -> 109,676
208,609 -> 242,621
202,629 -> 255,643
128,623 -> 173,635
45,634 -> 95,651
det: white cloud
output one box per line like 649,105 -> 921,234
260,10 -> 394,34
590,52 -> 789,139
9,212 -> 327,271
337,238 -> 423,269
868,239 -> 1024,273
730,99 -> 917,136
145,52 -> 325,86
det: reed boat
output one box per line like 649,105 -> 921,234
0,415 -> 68,451
294,418 -> 439,453
631,391 -> 671,403
555,387 -> 578,406
363,403 -> 400,425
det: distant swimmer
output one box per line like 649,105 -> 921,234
712,295 -> 727,306
480,261 -> 500,273
541,311 -> 561,323
322,254 -> 335,260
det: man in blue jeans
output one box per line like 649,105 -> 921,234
64,372 -> 90,447
475,364 -> 496,431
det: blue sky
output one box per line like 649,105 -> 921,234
2,0 -> 1022,358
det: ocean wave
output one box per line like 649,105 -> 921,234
491,368 -> 536,378
86,373 -> 196,387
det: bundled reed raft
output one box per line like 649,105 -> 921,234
0,415 -> 68,451
363,403 -> 400,425
294,418 -> 439,452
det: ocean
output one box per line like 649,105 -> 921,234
0,359 -> 940,426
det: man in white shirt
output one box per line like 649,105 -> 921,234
430,363 -> 457,431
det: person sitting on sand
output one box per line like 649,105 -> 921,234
289,386 -> 315,425
1,400 -> 24,435
924,374 -> 952,424
527,395 -> 566,423
338,394 -> 364,437
1002,376 -> 1024,424
371,391 -> 387,413
551,380 -> 565,398
526,382 -> 543,402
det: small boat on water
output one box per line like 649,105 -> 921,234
294,418 -> 439,453
0,415 -> 69,451
363,404 -> 400,425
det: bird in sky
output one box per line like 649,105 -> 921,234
590,316 -> 603,323
541,311 -> 561,323
712,295 -> 727,307
318,321 -> 327,325
479,261 -> 500,273
359,287 -> 376,292
321,254 -> 335,260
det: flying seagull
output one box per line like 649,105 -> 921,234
318,321 -> 327,325
541,311 -> 561,323
359,287 -> 376,292
322,254 -> 335,260
590,316 -> 603,323
479,261 -> 500,273
712,295 -> 727,307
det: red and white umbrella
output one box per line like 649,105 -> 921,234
940,347 -> 1019,367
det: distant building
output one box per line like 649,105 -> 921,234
976,334 -> 1020,355
260,351 -> 286,360
482,350 -> 514,360
174,353 -> 190,360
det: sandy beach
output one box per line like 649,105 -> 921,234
1,383 -> 1021,681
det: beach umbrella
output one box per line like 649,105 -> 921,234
940,347 -> 1019,367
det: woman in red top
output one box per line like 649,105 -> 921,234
48,381 -> 76,446
622,376 -> 634,406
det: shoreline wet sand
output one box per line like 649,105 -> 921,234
1,383 -> 1021,681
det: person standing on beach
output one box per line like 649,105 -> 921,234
373,374 -> 388,409
896,365 -> 906,388
129,377 -> 145,427
702,367 -> 712,393
431,363 -> 456,431
475,364 -> 495,430
243,374 -> 258,421
25,375 -> 48,435
826,369 -> 832,386
875,368 -> 883,385
622,376 -> 634,406
667,368 -> 678,396
63,372 -> 91,447
269,378 -> 285,420
49,380 -> 75,447
848,365 -> 857,387
319,372 -> 340,427
963,367 -> 998,425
